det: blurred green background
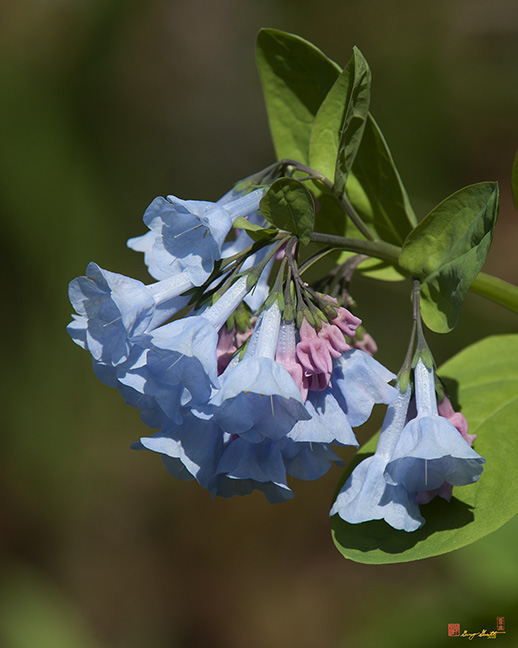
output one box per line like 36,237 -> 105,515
2,1 -> 518,646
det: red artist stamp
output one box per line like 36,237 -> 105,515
496,617 -> 505,632
448,623 -> 461,637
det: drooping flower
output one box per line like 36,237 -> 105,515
209,435 -> 294,503
330,386 -> 425,532
119,276 -> 252,421
384,359 -> 485,493
287,349 -> 398,451
67,262 -> 192,366
415,395 -> 477,505
134,393 -> 295,503
329,350 -> 398,428
288,388 -> 359,447
135,410 -> 224,490
281,438 -> 343,481
135,404 -> 344,503
128,188 -> 265,285
210,301 -> 312,443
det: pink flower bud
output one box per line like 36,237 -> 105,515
438,396 -> 476,445
296,320 -> 333,375
332,307 -> 362,338
318,322 -> 350,358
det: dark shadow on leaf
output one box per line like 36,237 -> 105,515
440,376 -> 461,412
332,495 -> 474,557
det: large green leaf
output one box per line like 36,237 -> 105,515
346,115 -> 417,244
256,29 -> 340,163
309,47 -> 371,196
332,334 -> 518,564
307,48 -> 410,270
257,29 -> 414,277
400,182 -> 499,333
260,177 -> 315,245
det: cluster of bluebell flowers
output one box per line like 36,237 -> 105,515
67,185 -> 401,502
330,358 -> 485,531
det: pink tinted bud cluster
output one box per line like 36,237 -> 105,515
296,319 -> 334,376
331,307 -> 362,338
216,320 -> 255,375
295,307 -> 361,394
415,395 -> 476,505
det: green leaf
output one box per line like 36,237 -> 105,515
307,48 -> 373,246
334,49 -> 371,198
257,30 -> 413,253
400,182 -> 499,333
332,333 -> 518,564
346,115 -> 417,244
512,150 -> 518,210
256,29 -> 340,163
232,216 -> 278,242
260,178 -> 315,245
309,47 -> 371,196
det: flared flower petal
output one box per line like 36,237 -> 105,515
210,302 -> 311,442
137,412 -> 224,489
128,188 -> 264,285
287,388 -> 358,447
330,350 -> 398,427
384,359 -> 485,492
67,262 -> 191,366
330,388 -> 425,532
210,436 -> 293,503
384,415 -> 485,491
114,277 -> 250,420
211,357 -> 311,442
282,439 -> 343,481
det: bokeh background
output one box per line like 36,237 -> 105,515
2,1 -> 518,646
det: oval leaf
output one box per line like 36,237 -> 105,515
260,178 -> 315,245
256,29 -> 340,163
332,334 -> 518,564
334,48 -> 371,198
400,182 -> 499,333
309,47 -> 371,195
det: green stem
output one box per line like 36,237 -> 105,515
469,272 -> 518,313
310,231 -> 402,267
310,230 -> 518,316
